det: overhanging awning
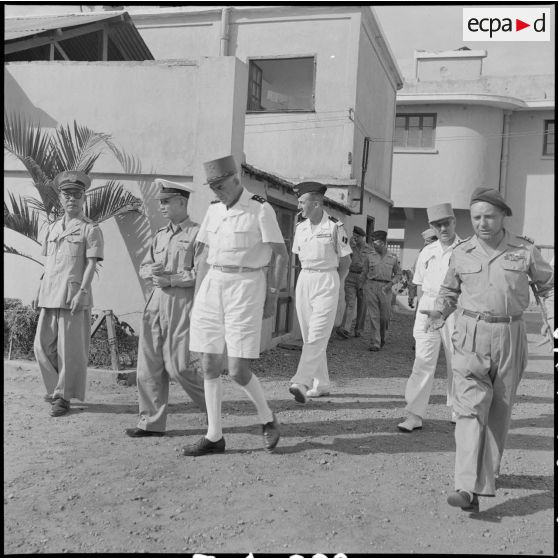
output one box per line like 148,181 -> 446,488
5,11 -> 154,61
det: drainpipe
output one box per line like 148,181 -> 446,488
220,7 -> 231,56
499,110 -> 512,196
354,137 -> 371,215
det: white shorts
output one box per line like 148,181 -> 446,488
190,268 -> 266,359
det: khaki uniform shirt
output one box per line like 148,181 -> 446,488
362,249 -> 401,282
293,211 -> 352,270
435,230 -> 554,319
196,188 -> 284,268
349,242 -> 373,274
139,217 -> 199,288
38,213 -> 104,309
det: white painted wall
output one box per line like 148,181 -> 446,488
391,103 -> 503,209
4,57 -> 248,333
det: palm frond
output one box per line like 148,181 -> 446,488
4,193 -> 41,243
4,111 -> 56,183
50,121 -> 108,174
4,244 -> 44,266
102,137 -> 143,175
84,182 -> 143,223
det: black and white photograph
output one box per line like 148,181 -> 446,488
4,2 -> 555,555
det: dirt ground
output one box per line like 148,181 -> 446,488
3,306 -> 554,555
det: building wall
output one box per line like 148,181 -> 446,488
391,103 -> 503,209
506,109 -> 554,246
4,57 -> 248,333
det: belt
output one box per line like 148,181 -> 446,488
301,267 -> 337,273
349,269 -> 363,274
370,278 -> 391,283
211,265 -> 263,273
462,309 -> 522,323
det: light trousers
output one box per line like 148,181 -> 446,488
291,270 -> 339,390
404,294 -> 455,417
451,314 -> 528,496
34,307 -> 91,401
137,287 -> 206,432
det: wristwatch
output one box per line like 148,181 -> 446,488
268,287 -> 279,294
79,287 -> 89,295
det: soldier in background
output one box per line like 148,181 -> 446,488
337,225 -> 371,338
32,171 -> 104,417
361,230 -> 401,351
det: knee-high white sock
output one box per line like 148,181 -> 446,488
204,377 -> 223,442
240,375 -> 273,424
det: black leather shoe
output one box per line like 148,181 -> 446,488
262,413 -> 280,451
336,328 -> 350,339
126,428 -> 164,438
50,397 -> 70,417
181,436 -> 225,456
447,490 -> 479,512
44,394 -> 55,404
369,345 -> 380,352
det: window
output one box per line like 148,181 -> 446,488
387,240 -> 403,262
395,113 -> 436,149
543,120 -> 554,156
247,57 -> 315,112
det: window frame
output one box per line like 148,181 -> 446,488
394,113 -> 437,150
543,119 -> 554,157
246,55 -> 317,113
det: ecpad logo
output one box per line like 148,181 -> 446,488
463,8 -> 550,41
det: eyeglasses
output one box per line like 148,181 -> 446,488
62,191 -> 84,200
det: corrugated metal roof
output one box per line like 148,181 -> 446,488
5,12 -> 124,41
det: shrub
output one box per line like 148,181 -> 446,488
3,298 -> 39,359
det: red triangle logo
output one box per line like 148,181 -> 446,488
516,19 -> 530,31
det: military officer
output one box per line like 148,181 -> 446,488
32,170 -> 104,417
407,229 -> 438,308
183,155 -> 288,456
126,179 -> 206,438
337,225 -> 371,338
361,230 -> 401,351
423,188 -> 554,513
398,203 -> 460,432
289,182 -> 352,402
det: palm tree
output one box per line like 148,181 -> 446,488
4,111 -> 142,264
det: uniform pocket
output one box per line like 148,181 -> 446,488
65,236 -> 84,257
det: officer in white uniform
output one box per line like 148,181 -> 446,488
289,182 -> 352,403
32,170 -> 104,417
398,203 -> 460,432
184,155 -> 288,456
126,179 -> 206,438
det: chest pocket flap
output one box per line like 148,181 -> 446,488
459,262 -> 482,275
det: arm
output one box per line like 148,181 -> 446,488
70,257 -> 98,315
263,242 -> 288,320
528,246 -> 554,340
359,256 -> 369,289
338,254 -> 351,283
193,240 -> 210,297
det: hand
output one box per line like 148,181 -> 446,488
420,309 -> 445,332
540,322 -> 552,341
70,290 -> 86,315
263,291 -> 278,319
151,262 -> 165,276
152,275 -> 171,288
31,296 -> 40,311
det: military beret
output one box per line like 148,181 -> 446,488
421,228 -> 438,241
203,155 -> 238,185
371,230 -> 387,241
352,226 -> 366,237
293,181 -> 327,198
153,178 -> 193,200
54,170 -> 91,191
470,187 -> 512,216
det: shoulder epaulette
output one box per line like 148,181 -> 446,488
328,215 -> 339,223
251,194 -> 267,204
210,199 -> 220,204
517,234 -> 534,244
454,236 -> 472,249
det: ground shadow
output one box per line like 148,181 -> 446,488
469,490 -> 553,522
